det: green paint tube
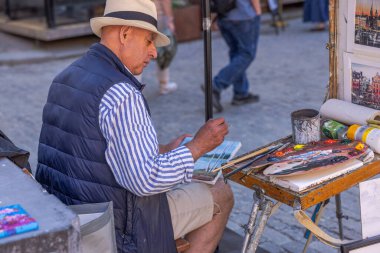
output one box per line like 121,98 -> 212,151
322,120 -> 348,140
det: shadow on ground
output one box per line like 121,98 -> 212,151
220,228 -> 269,253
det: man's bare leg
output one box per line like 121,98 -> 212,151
184,180 -> 234,253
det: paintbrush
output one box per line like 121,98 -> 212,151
237,142 -> 293,180
368,124 -> 380,129
223,153 -> 268,180
208,143 -> 232,173
223,144 -> 286,180
212,142 -> 286,173
367,119 -> 380,125
205,151 -> 219,173
22,168 -> 36,180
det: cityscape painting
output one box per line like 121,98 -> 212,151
351,62 -> 380,109
355,0 -> 380,49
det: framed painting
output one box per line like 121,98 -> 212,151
343,52 -> 380,109
347,0 -> 380,56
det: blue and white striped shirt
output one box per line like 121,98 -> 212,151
99,82 -> 194,197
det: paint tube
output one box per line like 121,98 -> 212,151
322,120 -> 348,140
347,124 -> 380,154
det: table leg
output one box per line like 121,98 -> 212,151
241,198 -> 260,252
241,187 -> 275,253
246,200 -> 274,253
335,194 -> 346,240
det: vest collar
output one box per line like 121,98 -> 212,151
89,43 -> 144,92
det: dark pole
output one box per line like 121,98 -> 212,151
335,194 -> 345,239
201,0 -> 213,121
5,0 -> 11,19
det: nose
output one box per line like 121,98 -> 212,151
149,43 -> 157,59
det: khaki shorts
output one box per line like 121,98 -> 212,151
166,182 -> 214,239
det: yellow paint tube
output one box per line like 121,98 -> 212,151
347,124 -> 380,154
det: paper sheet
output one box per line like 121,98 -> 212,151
359,178 -> 380,238
320,99 -> 380,125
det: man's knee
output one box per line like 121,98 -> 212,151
210,180 -> 234,212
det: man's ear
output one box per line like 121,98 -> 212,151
119,26 -> 131,44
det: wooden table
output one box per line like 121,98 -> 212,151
222,137 -> 380,252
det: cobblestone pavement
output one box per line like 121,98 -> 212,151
0,16 -> 366,252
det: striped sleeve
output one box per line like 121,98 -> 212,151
99,82 -> 194,197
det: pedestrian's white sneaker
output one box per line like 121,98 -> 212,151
159,82 -> 178,95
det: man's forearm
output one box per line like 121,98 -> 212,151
251,0 -> 262,15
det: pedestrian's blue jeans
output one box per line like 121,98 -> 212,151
214,16 -> 261,97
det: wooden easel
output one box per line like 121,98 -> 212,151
223,136 -> 380,252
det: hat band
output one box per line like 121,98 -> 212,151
104,11 -> 157,28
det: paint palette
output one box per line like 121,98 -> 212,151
263,139 -> 370,177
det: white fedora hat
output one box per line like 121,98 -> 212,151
90,0 -> 170,47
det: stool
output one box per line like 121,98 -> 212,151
175,238 -> 190,252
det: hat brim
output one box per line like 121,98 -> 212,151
90,17 -> 170,47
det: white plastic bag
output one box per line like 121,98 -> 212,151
69,202 -> 117,253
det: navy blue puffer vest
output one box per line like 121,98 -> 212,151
36,43 -> 176,253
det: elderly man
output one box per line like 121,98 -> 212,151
35,0 -> 233,253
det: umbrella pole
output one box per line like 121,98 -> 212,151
201,0 -> 213,121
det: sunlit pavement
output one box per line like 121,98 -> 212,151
0,13 -> 361,252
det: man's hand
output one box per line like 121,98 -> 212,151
159,133 -> 192,154
185,118 -> 229,161
251,0 -> 262,15
167,17 -> 175,33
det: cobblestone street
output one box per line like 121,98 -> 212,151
0,15 -> 365,252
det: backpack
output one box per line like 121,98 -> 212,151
210,0 -> 236,16
0,129 -> 30,171
156,28 -> 177,70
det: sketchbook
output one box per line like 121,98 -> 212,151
0,204 -> 39,238
182,137 -> 242,185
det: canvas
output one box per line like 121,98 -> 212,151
181,137 -> 241,184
